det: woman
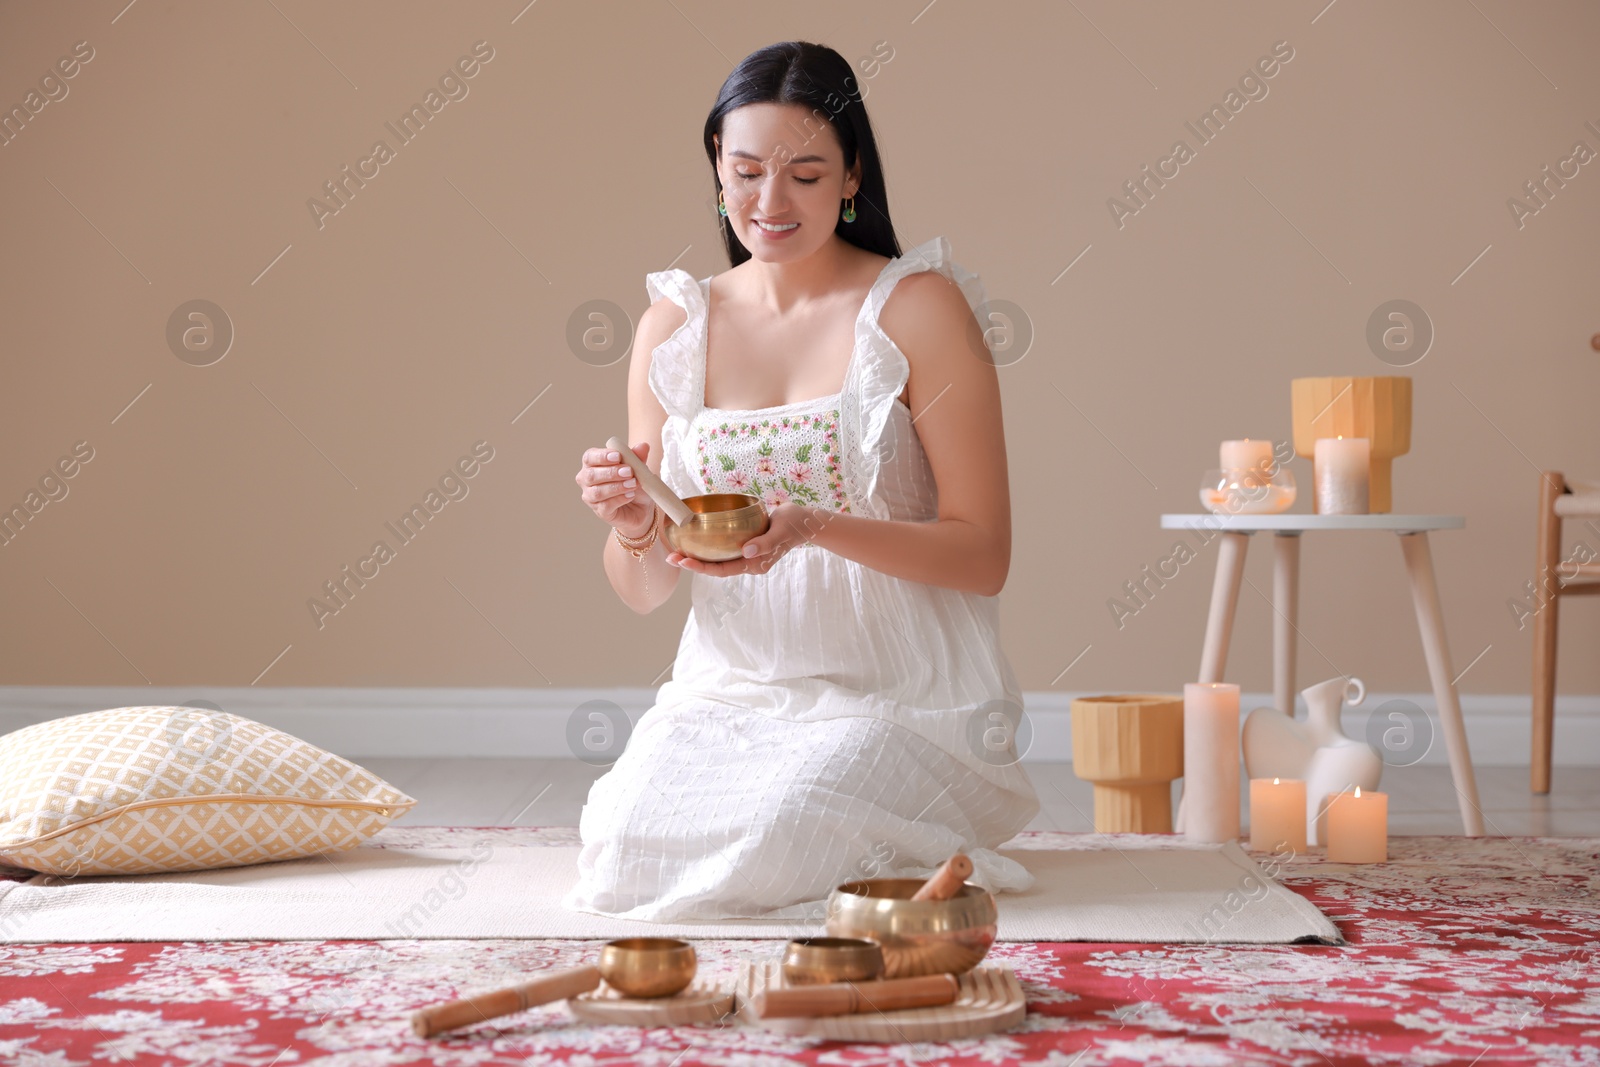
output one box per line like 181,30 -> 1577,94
566,41 -> 1039,921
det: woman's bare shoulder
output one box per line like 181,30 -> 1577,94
638,289 -> 689,351
879,267 -> 973,354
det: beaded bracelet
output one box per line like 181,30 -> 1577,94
613,506 -> 662,598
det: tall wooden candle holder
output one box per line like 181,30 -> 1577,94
1069,694 -> 1184,833
1290,376 -> 1412,514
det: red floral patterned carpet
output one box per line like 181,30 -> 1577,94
3,827 -> 1596,1066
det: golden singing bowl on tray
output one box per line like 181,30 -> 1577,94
597,937 -> 697,998
782,936 -> 886,986
661,493 -> 769,563
824,878 -> 997,979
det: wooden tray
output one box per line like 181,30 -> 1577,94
568,979 -> 735,1026
734,960 -> 1026,1043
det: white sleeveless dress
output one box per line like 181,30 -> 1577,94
563,235 -> 1041,921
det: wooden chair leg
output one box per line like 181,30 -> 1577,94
1531,470 -> 1564,794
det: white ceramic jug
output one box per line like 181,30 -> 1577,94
1242,676 -> 1383,847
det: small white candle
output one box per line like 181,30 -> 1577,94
1326,787 -> 1387,862
1313,436 -> 1370,514
1183,682 -> 1240,843
1249,777 -> 1307,852
1220,439 -> 1274,483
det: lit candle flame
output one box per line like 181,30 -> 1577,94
1354,786 -> 1362,798
1273,777 -> 1280,785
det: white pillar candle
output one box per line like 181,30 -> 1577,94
1313,436 -> 1370,514
1183,682 -> 1240,843
1326,787 -> 1387,862
1249,777 -> 1307,853
1220,439 -> 1274,483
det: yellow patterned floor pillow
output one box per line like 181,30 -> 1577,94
0,705 -> 417,876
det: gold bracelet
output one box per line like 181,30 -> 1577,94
613,506 -> 661,554
613,506 -> 663,602
618,506 -> 661,599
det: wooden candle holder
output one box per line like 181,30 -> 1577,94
1069,694 -> 1184,833
1290,376 -> 1412,514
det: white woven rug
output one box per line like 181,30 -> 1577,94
0,826 -> 1340,944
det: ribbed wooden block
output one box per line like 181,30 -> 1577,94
567,980 -> 734,1026
735,960 -> 1025,1042
1291,375 -> 1412,513
1070,694 -> 1184,833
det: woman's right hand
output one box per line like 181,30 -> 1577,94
578,441 -> 656,538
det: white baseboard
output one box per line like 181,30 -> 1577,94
0,686 -> 1596,767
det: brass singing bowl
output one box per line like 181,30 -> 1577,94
824,878 -> 997,979
660,493 -> 769,563
597,937 -> 696,998
781,936 -> 885,986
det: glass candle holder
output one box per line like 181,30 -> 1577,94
1199,466 -> 1297,515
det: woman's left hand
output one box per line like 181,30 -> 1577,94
665,503 -> 820,576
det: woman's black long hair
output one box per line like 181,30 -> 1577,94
703,41 -> 900,266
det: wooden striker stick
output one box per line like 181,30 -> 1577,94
910,852 -> 973,901
755,973 -> 960,1018
604,435 -> 694,526
411,964 -> 601,1038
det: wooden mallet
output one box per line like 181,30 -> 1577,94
910,852 -> 973,902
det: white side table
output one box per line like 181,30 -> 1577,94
1159,513 -> 1484,836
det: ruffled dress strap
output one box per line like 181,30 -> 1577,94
642,268 -> 711,501
840,235 -> 990,517
643,268 -> 707,424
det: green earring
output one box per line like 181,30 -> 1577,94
841,196 -> 856,223
718,191 -> 728,217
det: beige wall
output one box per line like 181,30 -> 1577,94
1,1 -> 1595,701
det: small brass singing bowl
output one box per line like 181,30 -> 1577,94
781,936 -> 885,986
597,937 -> 697,998
825,878 -> 997,979
660,493 -> 769,563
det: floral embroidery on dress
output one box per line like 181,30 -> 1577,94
693,408 -> 851,513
